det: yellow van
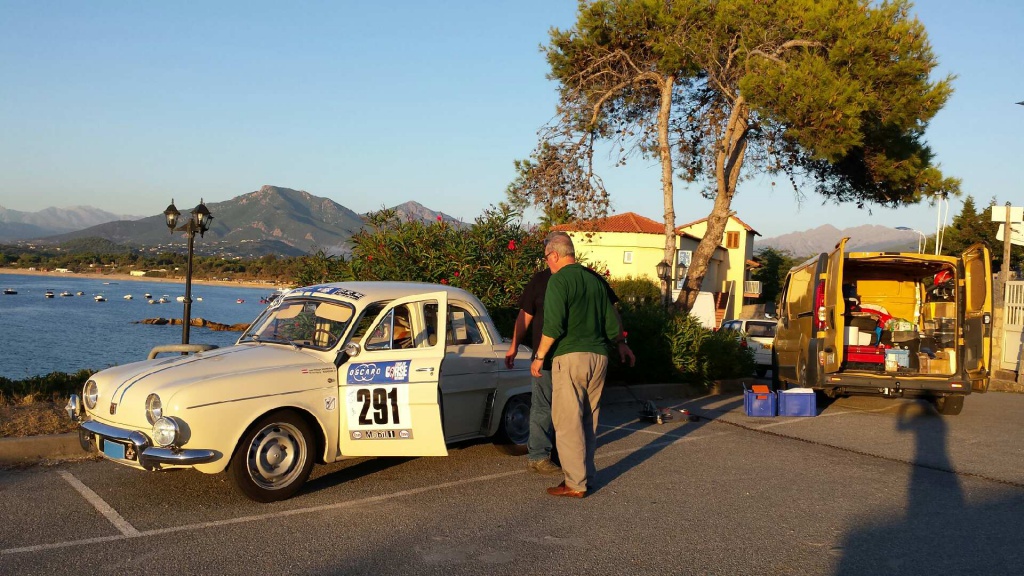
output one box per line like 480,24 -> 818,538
773,238 -> 992,415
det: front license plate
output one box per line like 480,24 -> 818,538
102,439 -> 128,460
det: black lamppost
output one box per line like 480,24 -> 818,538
163,199 -> 213,345
656,260 -> 671,307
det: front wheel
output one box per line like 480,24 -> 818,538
229,411 -> 315,502
496,394 -> 531,445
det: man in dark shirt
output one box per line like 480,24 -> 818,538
507,232 -> 634,481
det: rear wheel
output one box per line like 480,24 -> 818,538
497,394 -> 531,445
935,395 -> 964,416
229,411 -> 314,502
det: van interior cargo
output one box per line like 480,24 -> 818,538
840,258 -> 956,376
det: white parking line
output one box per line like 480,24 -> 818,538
58,470 -> 140,537
3,425 -> 711,556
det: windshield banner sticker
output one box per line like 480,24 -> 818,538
297,285 -> 366,300
347,361 -> 411,384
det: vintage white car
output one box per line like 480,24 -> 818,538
67,282 -> 533,502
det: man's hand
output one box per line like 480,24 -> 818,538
530,358 -> 544,378
504,346 -> 519,369
618,341 -> 636,367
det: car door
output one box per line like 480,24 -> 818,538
823,238 -> 847,372
338,291 -> 449,457
438,302 -> 501,440
961,244 -> 992,392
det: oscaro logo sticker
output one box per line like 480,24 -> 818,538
347,361 -> 411,384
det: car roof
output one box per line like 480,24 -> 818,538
285,281 -> 481,306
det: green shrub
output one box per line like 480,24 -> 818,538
610,303 -> 753,386
0,369 -> 96,404
609,276 -> 661,307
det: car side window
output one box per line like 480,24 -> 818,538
364,304 -> 417,351
747,323 -> 776,338
448,305 -> 484,345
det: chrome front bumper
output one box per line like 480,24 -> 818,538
73,408 -> 217,470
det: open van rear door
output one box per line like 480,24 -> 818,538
822,238 -> 848,372
961,244 -> 992,392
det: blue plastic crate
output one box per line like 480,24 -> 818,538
743,384 -> 777,417
778,389 -> 817,417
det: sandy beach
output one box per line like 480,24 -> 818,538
0,267 -> 288,290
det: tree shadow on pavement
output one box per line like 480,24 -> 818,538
833,400 -> 1024,575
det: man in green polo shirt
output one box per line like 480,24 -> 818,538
530,234 -> 621,498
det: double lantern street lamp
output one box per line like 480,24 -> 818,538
163,199 -> 213,345
656,260 -> 672,307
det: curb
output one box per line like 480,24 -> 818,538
0,432 -> 85,466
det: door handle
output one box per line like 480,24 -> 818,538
483,358 -> 495,364
416,367 -> 435,374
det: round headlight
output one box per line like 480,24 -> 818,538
145,394 -> 163,425
83,380 -> 98,410
152,417 -> 179,447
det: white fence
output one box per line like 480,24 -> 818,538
1002,281 -> 1024,371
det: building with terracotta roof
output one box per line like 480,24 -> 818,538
552,212 -> 761,325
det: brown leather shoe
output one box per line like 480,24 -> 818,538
547,482 -> 585,498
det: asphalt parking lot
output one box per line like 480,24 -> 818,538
2,389 -> 1023,575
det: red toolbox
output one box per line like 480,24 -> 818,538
845,345 -> 886,363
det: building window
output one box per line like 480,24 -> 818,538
623,251 -> 633,264
725,231 -> 740,249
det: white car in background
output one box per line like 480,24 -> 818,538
67,282 -> 533,502
720,318 -> 777,378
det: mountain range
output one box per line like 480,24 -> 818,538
757,224 -> 921,257
0,206 -> 143,242
4,186 -> 464,257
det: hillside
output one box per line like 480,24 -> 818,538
0,205 -> 141,241
758,224 -> 921,257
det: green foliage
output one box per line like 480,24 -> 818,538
752,247 -> 802,305
941,196 -> 1023,273
0,369 -> 96,404
609,276 -> 661,307
295,205 -> 545,338
610,302 -> 753,385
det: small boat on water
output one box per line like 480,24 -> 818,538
60,291 -> 73,297
94,295 -> 106,302
144,293 -> 152,299
76,291 -> 85,296
158,295 -> 169,303
3,288 -> 17,295
196,296 -> 203,302
123,294 -> 133,300
148,299 -> 157,304
176,296 -> 185,303
236,298 -> 245,304
44,290 -> 55,298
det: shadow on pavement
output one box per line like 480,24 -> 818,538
833,401 -> 1024,574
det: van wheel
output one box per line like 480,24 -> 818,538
771,352 -> 782,390
935,395 -> 964,416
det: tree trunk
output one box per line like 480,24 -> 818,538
675,99 -> 749,313
658,75 -> 677,306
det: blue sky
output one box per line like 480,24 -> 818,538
1,1 -> 1022,239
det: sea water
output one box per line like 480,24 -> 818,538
0,274 -> 279,379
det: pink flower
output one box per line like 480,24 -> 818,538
454,271 -> 460,277
367,255 -> 373,261
440,278 -> 448,285
507,240 -> 516,250
437,215 -> 442,222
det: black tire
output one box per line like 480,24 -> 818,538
496,394 -> 531,446
935,395 -> 964,416
229,411 -> 315,502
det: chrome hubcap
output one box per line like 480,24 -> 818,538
247,423 -> 306,490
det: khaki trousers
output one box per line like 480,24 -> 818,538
551,352 -> 608,492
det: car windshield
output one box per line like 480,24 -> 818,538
239,298 -> 355,350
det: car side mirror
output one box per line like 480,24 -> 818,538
343,341 -> 361,357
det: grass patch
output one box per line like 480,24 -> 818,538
1,371 -> 94,438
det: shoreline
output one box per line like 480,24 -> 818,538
0,267 -> 287,290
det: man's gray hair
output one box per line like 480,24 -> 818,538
544,231 -> 575,258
